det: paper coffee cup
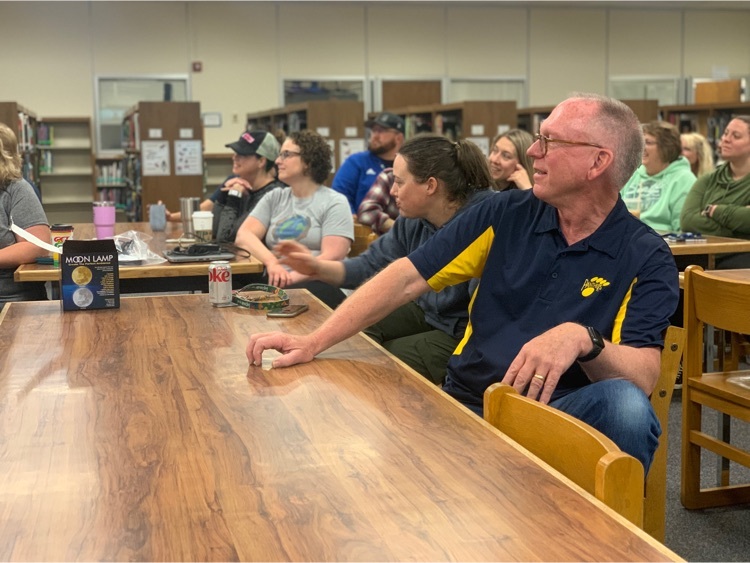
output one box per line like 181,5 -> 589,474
192,210 -> 213,242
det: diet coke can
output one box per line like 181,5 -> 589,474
208,260 -> 232,306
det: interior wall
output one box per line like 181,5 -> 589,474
188,2 -> 280,152
683,10 -> 750,77
529,8 -> 608,105
608,9 -> 683,77
1,1 -> 749,152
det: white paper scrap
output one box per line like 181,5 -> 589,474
10,219 -> 58,254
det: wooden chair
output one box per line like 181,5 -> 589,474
681,265 -> 750,509
644,325 -> 686,541
349,223 -> 373,257
483,383 -> 644,527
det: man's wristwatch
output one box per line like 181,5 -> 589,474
579,326 -> 605,362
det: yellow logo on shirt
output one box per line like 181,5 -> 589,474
581,276 -> 610,297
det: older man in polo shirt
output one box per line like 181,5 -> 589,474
247,94 -> 679,474
332,112 -> 405,213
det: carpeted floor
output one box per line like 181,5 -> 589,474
662,394 -> 750,561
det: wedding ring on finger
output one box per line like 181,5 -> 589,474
533,373 -> 546,382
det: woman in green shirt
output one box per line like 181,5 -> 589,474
681,116 -> 750,268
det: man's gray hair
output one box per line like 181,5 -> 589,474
570,93 -> 644,189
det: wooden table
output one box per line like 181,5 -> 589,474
0,291 -> 681,561
14,222 -> 263,292
666,235 -> 750,269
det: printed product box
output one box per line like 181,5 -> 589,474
60,240 -> 120,311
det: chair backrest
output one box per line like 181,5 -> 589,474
684,265 -> 750,376
483,383 -> 644,527
644,325 -> 686,541
685,264 -> 750,335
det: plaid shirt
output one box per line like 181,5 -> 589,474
356,168 -> 398,235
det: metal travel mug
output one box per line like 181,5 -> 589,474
179,197 -> 201,237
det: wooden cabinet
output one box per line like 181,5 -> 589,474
37,117 -> 95,223
122,102 -> 204,219
246,100 -> 365,178
621,99 -> 659,123
0,101 -> 38,188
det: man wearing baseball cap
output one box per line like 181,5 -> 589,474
332,112 -> 405,213
212,130 -> 287,242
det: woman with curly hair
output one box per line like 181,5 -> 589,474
235,129 -> 353,307
0,122 -> 50,309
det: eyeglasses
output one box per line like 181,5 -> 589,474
278,150 -> 301,161
534,133 -> 603,157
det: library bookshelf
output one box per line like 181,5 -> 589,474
373,101 -> 518,150
37,117 -> 95,223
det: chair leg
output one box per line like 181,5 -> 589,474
681,386 -> 703,509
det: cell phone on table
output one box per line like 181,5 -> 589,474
267,304 -> 309,318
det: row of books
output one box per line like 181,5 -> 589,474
21,152 -> 38,185
97,187 -> 130,207
39,150 -> 54,173
121,113 -> 140,151
96,161 -> 126,186
16,111 -> 36,151
37,123 -> 54,146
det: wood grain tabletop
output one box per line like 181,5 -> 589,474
0,292 -> 682,561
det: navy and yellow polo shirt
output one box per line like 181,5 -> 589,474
409,189 -> 679,411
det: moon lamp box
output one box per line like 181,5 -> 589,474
60,240 -> 120,311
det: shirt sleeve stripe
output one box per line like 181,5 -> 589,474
611,277 -> 637,344
425,226 -> 495,292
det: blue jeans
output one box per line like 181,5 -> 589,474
550,380 -> 661,474
468,380 -> 661,474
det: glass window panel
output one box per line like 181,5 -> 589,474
609,77 -> 680,106
283,80 -> 364,105
449,79 -> 526,107
95,76 -> 189,154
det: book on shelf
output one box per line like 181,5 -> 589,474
97,187 -> 128,207
96,160 -> 125,185
16,111 -> 36,151
39,150 -> 53,173
37,123 -> 54,146
121,113 -> 140,150
21,152 -> 37,185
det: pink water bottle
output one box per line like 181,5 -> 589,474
93,201 -> 116,239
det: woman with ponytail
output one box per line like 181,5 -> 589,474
274,133 -> 495,384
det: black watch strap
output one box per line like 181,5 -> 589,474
579,326 -> 605,362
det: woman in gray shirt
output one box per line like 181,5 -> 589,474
0,123 -> 50,308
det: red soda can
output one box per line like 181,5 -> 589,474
208,260 -> 232,306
